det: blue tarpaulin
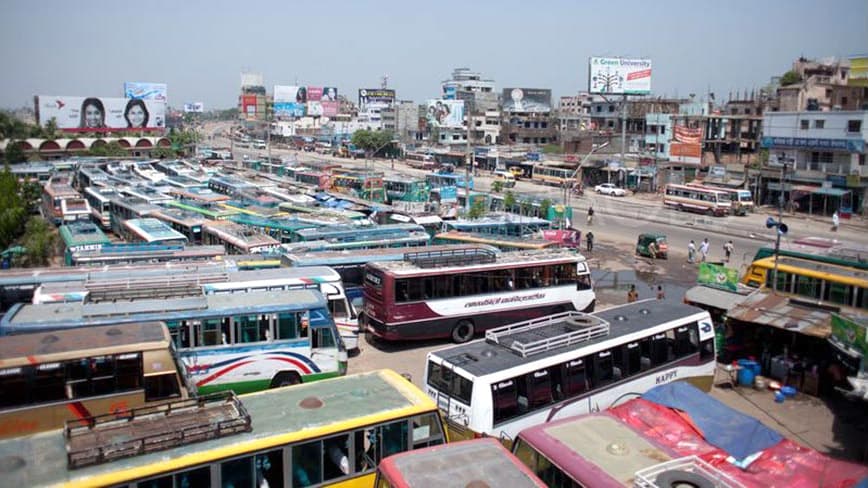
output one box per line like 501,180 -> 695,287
642,382 -> 783,460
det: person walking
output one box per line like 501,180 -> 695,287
699,238 -> 710,262
627,285 -> 639,303
656,285 -> 665,300
687,240 -> 697,264
585,231 -> 594,252
832,211 -> 840,232
587,206 -> 595,226
723,240 -> 734,263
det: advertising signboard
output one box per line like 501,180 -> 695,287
307,101 -> 324,117
322,101 -> 339,117
123,82 -> 167,101
500,88 -> 552,113
321,87 -> 338,101
274,85 -> 307,117
425,99 -> 465,128
242,95 -> 258,120
589,57 -> 652,95
831,313 -> 868,357
848,55 -> 868,88
35,96 -> 166,132
443,86 -> 457,100
359,88 -> 395,109
669,125 -> 703,164
697,263 -> 739,291
184,102 -> 204,113
307,87 -> 324,101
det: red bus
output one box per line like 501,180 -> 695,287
376,438 -> 546,488
362,248 -> 595,343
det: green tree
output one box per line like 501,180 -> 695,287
0,111 -> 37,140
520,199 -> 533,216
89,141 -> 127,157
151,146 -> 178,159
41,118 -> 59,140
4,140 -> 27,165
503,191 -> 516,212
351,129 -> 395,156
491,180 -> 504,193
780,70 -> 801,86
467,197 -> 487,219
542,144 -> 563,154
539,198 -> 553,220
20,181 -> 43,215
19,216 -> 57,267
0,165 -> 26,249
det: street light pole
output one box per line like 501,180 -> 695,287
465,113 -> 473,212
771,155 -> 791,292
565,141 -> 610,208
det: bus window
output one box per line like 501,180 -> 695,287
199,319 -> 222,346
624,342 -> 642,376
673,326 -> 697,357
277,312 -> 299,339
313,327 -> 336,349
593,351 -> 614,387
140,467 -> 210,488
144,373 -> 181,401
576,274 -> 592,290
115,353 -> 142,391
329,299 -> 349,320
492,380 -> 518,424
795,275 -> 821,299
562,359 -> 589,396
324,434 -> 352,480
512,439 -> 538,473
90,356 -> 115,396
236,315 -> 265,344
526,370 -> 553,409
411,413 -> 445,448
293,440 -> 323,486
536,454 -> 580,488
35,364 -> 65,403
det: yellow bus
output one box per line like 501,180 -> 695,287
1,369 -> 447,487
0,322 -> 193,440
741,255 -> 868,310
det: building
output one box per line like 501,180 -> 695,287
441,68 -> 499,114
761,110 -> 867,214
773,57 -> 867,112
500,88 -> 557,146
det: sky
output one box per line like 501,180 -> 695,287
1,0 -> 866,110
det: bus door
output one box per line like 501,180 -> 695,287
308,310 -> 347,373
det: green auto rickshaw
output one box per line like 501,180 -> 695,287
636,233 -> 668,259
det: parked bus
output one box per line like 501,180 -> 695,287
741,255 -> 868,310
531,163 -> 577,187
41,175 -> 86,225
364,248 -> 595,343
433,231 -> 558,251
1,289 -> 347,395
82,186 -> 118,229
291,223 -> 428,245
385,176 -> 430,203
164,198 -> 239,219
68,244 -> 225,267
376,438 -> 547,488
424,300 -> 715,440
425,172 -> 473,191
208,175 -> 256,197
59,221 -> 111,266
108,195 -> 161,236
444,214 -> 552,236
228,214 -> 318,244
663,183 -> 731,216
203,220 -> 281,254
0,322 -> 193,440
203,267 -> 361,351
121,217 -> 189,246
151,206 -> 207,245
331,171 -> 387,203
0,370 -> 446,488
752,237 -> 868,271
406,152 -> 439,170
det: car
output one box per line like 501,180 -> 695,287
594,183 -> 626,196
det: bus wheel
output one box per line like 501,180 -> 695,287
271,372 -> 302,388
451,320 -> 475,343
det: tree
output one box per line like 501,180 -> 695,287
41,118 -> 59,140
780,70 -> 801,86
19,216 -> 57,267
4,140 -> 27,165
467,197 -> 487,219
20,181 -> 43,215
351,129 -> 395,156
151,146 -> 178,160
503,191 -> 516,212
89,141 -> 127,157
542,144 -> 563,154
491,180 -> 504,193
0,165 -> 26,249
520,199 -> 533,217
539,198 -> 553,220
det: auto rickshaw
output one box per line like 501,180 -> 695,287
636,233 -> 668,259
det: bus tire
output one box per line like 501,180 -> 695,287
271,371 -> 302,388
654,470 -> 715,488
451,320 -> 475,343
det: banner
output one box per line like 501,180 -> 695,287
274,85 -> 307,117
184,102 -> 204,113
830,313 -> 868,356
425,99 -> 465,128
242,95 -> 258,120
501,88 -> 552,113
123,82 -> 167,101
35,96 -> 166,132
359,88 -> 395,109
322,101 -> 339,117
443,86 -> 457,100
674,125 -> 703,143
589,57 -> 652,95
307,87 -> 324,101
321,87 -> 338,101
697,263 -> 738,291
307,101 -> 324,117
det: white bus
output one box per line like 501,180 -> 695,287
662,183 -> 731,216
363,248 -> 595,343
424,300 -> 715,441
83,186 -> 120,229
203,267 -> 361,350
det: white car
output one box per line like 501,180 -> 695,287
595,183 -> 626,196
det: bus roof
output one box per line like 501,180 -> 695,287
429,300 -> 705,378
380,438 -> 546,488
283,244 -> 500,267
59,222 -> 111,247
434,231 -> 558,250
124,218 -> 188,243
753,255 -> 868,283
1,289 -> 327,334
223,266 -> 340,283
0,322 -> 169,367
371,248 -> 582,276
0,370 -> 433,487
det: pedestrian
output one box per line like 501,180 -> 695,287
656,285 -> 665,300
648,240 -> 658,260
587,206 -> 595,225
627,284 -> 638,303
832,211 -> 840,232
723,240 -> 734,263
586,231 -> 594,252
687,240 -> 696,264
699,238 -> 710,262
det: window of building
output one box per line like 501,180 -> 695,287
608,105 -> 615,112
596,106 -> 602,112
607,120 -> 615,128
814,119 -> 825,129
799,120 -> 809,130
848,120 -> 862,133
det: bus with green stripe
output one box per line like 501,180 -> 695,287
0,289 -> 347,396
164,198 -> 240,220
59,221 -> 111,266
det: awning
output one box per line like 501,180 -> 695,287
726,291 -> 833,338
790,184 -> 821,193
813,187 -> 850,197
684,285 -> 753,312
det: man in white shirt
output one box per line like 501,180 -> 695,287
700,238 -> 710,262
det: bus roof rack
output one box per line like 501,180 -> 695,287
64,391 -> 251,470
633,455 -> 745,488
485,311 -> 610,358
404,247 -> 497,269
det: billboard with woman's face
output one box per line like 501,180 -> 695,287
35,96 -> 166,132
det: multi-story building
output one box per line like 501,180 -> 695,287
393,101 -> 421,143
500,88 -> 557,146
441,68 -> 499,114
773,57 -> 867,112
760,110 -> 867,214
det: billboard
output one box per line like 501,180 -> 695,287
443,85 -> 457,100
848,55 -> 868,87
241,72 -> 264,88
321,87 -> 338,101
589,57 -> 652,95
426,100 -> 465,128
501,88 -> 552,113
359,88 -> 395,109
307,101 -> 324,117
322,101 -> 339,117
123,82 -> 167,101
669,125 -> 703,164
697,263 -> 739,292
184,102 -> 204,113
242,95 -> 258,120
35,96 -> 166,132
274,85 -> 307,117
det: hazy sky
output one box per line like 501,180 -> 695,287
1,0 -> 866,110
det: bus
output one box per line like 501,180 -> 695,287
41,175 -> 86,225
203,220 -> 281,254
663,183 -> 731,216
426,172 -> 473,191
291,223 -> 429,245
59,221 -> 111,266
68,244 -> 226,267
444,214 -> 552,236
120,185 -> 173,205
385,176 -> 430,203
228,214 -> 319,244
376,438 -> 547,488
82,186 -> 119,229
433,231 -> 558,251
0,370 -> 447,488
0,322 -> 193,440
164,186 -> 231,204
209,175 -> 256,197
121,218 -> 190,246
364,248 -> 595,343
531,163 -> 576,187
740,255 -> 868,310
331,171 -> 387,203
424,300 -> 716,441
752,237 -> 868,271
151,206 -> 207,245
108,195 -> 161,236
203,267 -> 361,351
164,198 -> 239,219
1,289 -> 347,395
406,152 -> 439,170
220,200 -> 288,219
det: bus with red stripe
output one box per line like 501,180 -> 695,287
0,322 -> 194,440
0,289 -> 347,396
363,248 -> 595,343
